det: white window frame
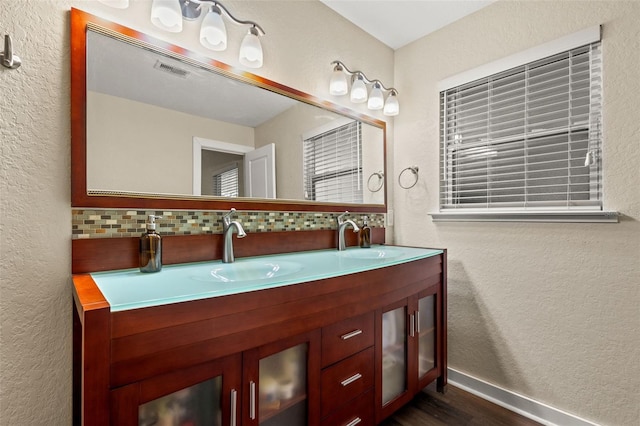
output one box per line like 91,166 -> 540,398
432,25 -> 618,223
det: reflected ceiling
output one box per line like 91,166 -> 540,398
87,32 -> 297,127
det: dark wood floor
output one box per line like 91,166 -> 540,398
380,384 -> 542,426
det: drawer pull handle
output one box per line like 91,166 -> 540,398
341,329 -> 363,340
249,381 -> 256,420
409,313 -> 415,338
341,373 -> 363,387
230,389 -> 237,426
345,417 -> 362,426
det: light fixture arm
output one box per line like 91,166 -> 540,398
331,60 -> 397,94
189,0 -> 265,35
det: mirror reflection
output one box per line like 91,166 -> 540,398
85,27 -> 385,205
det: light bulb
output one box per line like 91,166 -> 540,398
383,92 -> 400,116
151,0 -> 183,33
350,76 -> 368,103
329,66 -> 348,96
367,83 -> 384,110
239,27 -> 263,68
200,7 -> 227,51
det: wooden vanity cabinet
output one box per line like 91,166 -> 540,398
110,354 -> 242,426
320,312 -> 375,425
375,283 -> 444,423
242,330 -> 321,426
108,331 -> 321,426
73,250 -> 446,426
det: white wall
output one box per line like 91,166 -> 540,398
87,91 -> 254,195
0,1 -> 393,424
393,1 -> 640,425
255,103 -> 327,201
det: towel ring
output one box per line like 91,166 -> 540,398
398,166 -> 419,189
367,171 -> 384,192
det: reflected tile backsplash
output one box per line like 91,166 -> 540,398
72,210 -> 385,239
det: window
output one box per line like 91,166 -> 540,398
303,121 -> 363,203
212,167 -> 239,197
437,27 -> 614,221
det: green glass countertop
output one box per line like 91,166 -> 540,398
90,245 -> 443,312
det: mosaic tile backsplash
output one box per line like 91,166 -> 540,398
72,210 -> 385,239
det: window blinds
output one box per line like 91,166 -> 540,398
213,167 -> 239,197
303,121 -> 363,203
439,42 -> 602,211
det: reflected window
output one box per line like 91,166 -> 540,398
213,167 -> 239,197
303,121 -> 363,203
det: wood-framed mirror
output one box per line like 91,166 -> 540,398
70,8 -> 387,213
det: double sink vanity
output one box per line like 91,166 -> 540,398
73,244 -> 447,426
70,8 -> 447,426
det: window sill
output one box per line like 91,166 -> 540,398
429,211 -> 619,223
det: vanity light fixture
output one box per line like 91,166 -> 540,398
350,74 -> 368,104
383,90 -> 399,116
329,60 -> 399,116
103,0 -> 266,67
367,82 -> 384,110
329,63 -> 348,95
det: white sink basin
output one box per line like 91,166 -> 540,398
191,260 -> 303,283
338,248 -> 404,260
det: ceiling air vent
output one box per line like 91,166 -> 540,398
153,60 -> 190,78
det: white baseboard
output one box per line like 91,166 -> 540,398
447,368 -> 600,426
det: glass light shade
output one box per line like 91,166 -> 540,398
367,85 -> 384,110
350,77 -> 368,103
239,28 -> 263,68
383,93 -> 400,116
200,9 -> 227,51
151,0 -> 183,33
329,69 -> 348,96
98,0 -> 129,8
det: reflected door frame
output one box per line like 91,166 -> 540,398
192,137 -> 253,196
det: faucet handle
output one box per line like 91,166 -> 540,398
337,211 -> 349,223
223,208 -> 237,219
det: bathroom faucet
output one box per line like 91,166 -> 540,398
222,208 -> 247,263
336,211 -> 360,251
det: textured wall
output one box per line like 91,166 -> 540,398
393,1 -> 640,425
1,1 -> 73,424
0,1 -> 393,424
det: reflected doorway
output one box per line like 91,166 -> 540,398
192,137 -> 276,199
202,150 -> 244,197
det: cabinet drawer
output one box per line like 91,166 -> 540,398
321,388 -> 374,426
322,312 -> 374,367
321,347 -> 374,418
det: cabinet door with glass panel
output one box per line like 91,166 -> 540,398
242,330 -> 321,426
376,284 -> 440,421
415,285 -> 441,390
111,354 -> 242,426
377,298 -> 414,421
